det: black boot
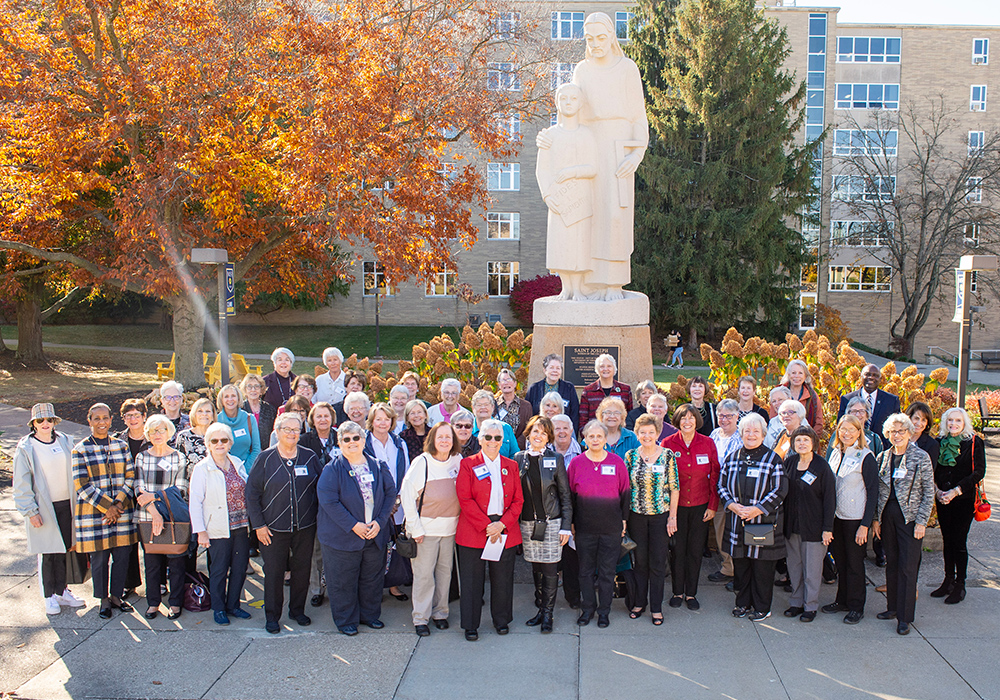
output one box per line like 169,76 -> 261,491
945,581 -> 966,605
930,576 -> 954,598
540,575 -> 559,633
526,570 -> 545,626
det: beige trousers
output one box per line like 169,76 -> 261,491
411,534 -> 455,626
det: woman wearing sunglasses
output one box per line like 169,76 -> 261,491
189,422 -> 253,625
13,403 -> 86,616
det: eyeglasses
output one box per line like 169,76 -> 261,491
779,410 -> 797,417
718,414 -> 737,420
601,411 -> 622,417
148,428 -> 169,435
340,434 -> 363,443
123,413 -> 143,420
887,429 -> 908,436
481,434 -> 503,442
442,391 -> 460,397
34,418 -> 54,425
209,438 -> 231,445
453,423 -> 473,430
162,395 -> 182,402
278,427 -> 300,434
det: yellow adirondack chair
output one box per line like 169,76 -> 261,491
204,352 -> 223,385
231,353 -> 262,380
156,354 -> 175,381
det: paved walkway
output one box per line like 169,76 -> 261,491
3,405 -> 1000,699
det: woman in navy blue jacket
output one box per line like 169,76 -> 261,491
318,421 -> 397,636
364,402 -> 410,601
525,354 -> 580,428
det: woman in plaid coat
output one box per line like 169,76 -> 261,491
72,403 -> 137,618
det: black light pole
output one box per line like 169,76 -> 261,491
191,248 -> 231,386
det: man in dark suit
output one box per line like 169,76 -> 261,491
837,364 -> 900,438
837,363 -> 899,567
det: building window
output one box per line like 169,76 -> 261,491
426,269 -> 457,296
616,12 -> 633,41
497,114 -> 520,141
363,261 -> 394,296
969,131 -> 985,156
487,163 -> 520,191
551,11 -> 584,40
828,265 -> 891,292
835,83 -> 900,110
487,62 -> 520,91
799,293 -> 817,330
487,212 -> 520,239
965,223 -> 981,246
830,220 -> 894,247
436,162 -> 457,182
973,38 -> 989,65
971,85 -> 988,111
836,36 -> 901,63
833,129 -> 898,157
552,62 -> 574,90
496,11 -> 520,40
971,271 -> 979,293
487,261 -> 519,296
966,177 -> 983,203
832,175 -> 895,202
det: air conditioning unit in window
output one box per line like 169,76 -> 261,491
974,57 -> 986,64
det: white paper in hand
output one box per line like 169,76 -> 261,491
481,534 -> 508,561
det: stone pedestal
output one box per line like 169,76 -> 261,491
528,292 -> 654,389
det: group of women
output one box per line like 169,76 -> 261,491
11,347 -> 987,639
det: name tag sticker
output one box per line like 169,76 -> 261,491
601,465 -> 616,476
844,458 -> 860,470
474,465 -> 491,481
50,445 -> 63,455
158,458 -> 171,469
448,467 -> 460,479
801,472 -> 817,485
234,428 -> 248,438
652,465 -> 665,474
893,467 -> 907,479
543,459 -> 557,470
746,469 -> 761,479
294,466 -> 309,477
696,454 -> 710,465
361,473 -> 375,484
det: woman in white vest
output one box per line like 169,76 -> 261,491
822,415 -> 879,624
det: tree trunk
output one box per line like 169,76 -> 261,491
15,276 -> 46,363
170,293 -> 206,389
687,327 -> 698,352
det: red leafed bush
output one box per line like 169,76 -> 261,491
967,389 -> 1000,430
508,274 -> 561,326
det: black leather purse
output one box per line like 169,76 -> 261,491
395,457 -> 428,559
743,523 -> 774,547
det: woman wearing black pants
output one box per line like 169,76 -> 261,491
873,413 -> 935,635
661,404 -> 720,611
823,415 -> 878,624
931,408 -> 986,605
624,414 -> 679,624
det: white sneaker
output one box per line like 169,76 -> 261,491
45,595 -> 62,615
57,588 -> 86,608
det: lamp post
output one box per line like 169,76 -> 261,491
191,248 -> 232,386
375,284 -> 386,358
954,254 -> 998,407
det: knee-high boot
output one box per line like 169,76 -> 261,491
540,574 -> 559,633
526,570 -> 545,626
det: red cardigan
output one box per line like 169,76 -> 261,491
578,380 -> 633,432
660,431 -> 721,511
455,453 -> 524,549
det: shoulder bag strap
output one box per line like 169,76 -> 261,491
246,414 -> 252,438
416,456 -> 428,517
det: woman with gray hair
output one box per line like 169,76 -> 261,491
625,380 -> 658,431
342,391 -> 372,427
471,390 -> 517,458
388,384 -> 411,435
189,422 -> 253,625
526,353 -> 580,427
158,380 -> 189,434
839,396 -> 884,455
645,393 -> 678,442
245,411 -> 321,634
931,407 -> 986,605
314,347 -> 347,405
872,413 -> 934,634
450,409 -> 480,459
538,391 -> 566,420
579,353 -> 632,433
780,359 -> 824,436
317,421 -> 397,636
263,347 -> 297,410
771,400 -> 807,459
428,378 -> 463,425
495,368 -> 532,445
764,386 -> 793,449
719,413 -> 788,621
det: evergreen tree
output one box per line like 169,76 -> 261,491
627,0 -> 817,340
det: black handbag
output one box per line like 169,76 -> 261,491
743,523 -> 775,547
138,493 -> 192,556
395,457 -> 428,560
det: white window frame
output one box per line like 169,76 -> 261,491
552,62 -> 574,90
835,83 -> 900,110
969,131 -> 986,156
551,11 -> 584,40
971,85 -> 988,112
973,38 -> 989,65
487,261 -> 519,297
363,261 -> 395,296
616,12 -> 633,42
966,177 -> 983,203
971,271 -> 980,293
487,163 -> 520,191
830,220 -> 894,247
833,129 -> 898,157
799,292 -> 817,330
497,113 -> 520,141
828,265 -> 892,292
426,269 -> 458,297
832,175 -> 895,202
965,223 -> 981,247
496,11 -> 520,40
487,212 -> 520,240
487,62 -> 520,92
836,36 -> 901,63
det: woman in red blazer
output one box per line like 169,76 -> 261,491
455,418 -> 524,641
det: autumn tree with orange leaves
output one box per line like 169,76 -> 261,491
0,0 -> 549,384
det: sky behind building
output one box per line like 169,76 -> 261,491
807,0 -> 1000,26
